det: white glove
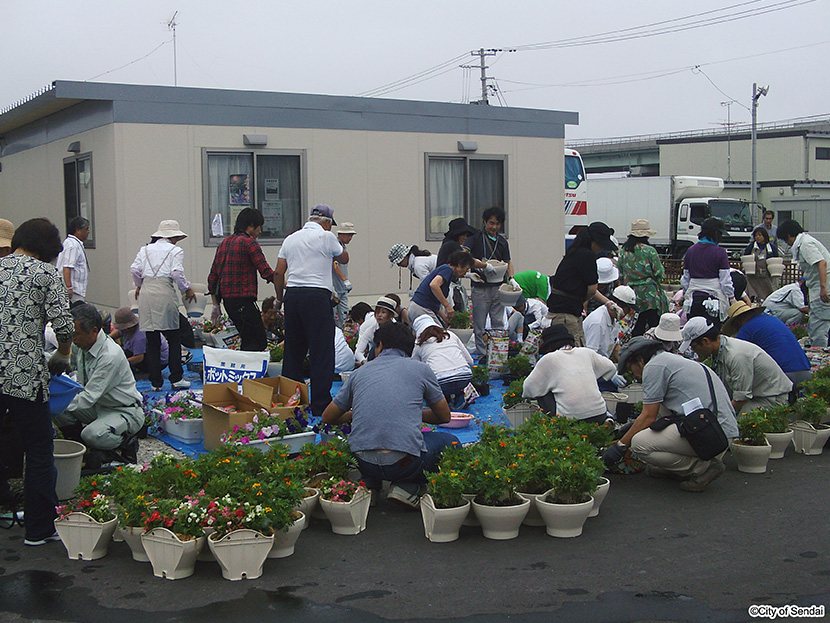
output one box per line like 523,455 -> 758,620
344,280 -> 352,292
509,278 -> 520,291
611,374 -> 628,388
210,305 -> 221,323
484,263 -> 497,276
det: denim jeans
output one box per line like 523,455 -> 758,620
439,378 -> 472,409
0,392 -> 58,541
355,431 -> 460,495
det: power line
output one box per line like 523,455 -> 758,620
86,38 -> 172,82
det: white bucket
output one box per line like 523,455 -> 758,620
498,284 -> 523,306
485,260 -> 508,284
54,439 -> 86,500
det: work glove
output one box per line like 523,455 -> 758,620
48,351 -> 72,376
210,305 -> 221,323
509,278 -> 520,291
611,374 -> 628,388
484,263 -> 497,276
602,442 -> 627,469
344,280 -> 352,292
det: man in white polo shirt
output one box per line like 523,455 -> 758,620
56,217 -> 90,304
274,204 -> 349,417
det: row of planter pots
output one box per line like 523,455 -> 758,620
731,421 -> 830,474
422,478 -> 610,543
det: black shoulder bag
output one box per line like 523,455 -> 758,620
679,365 -> 729,461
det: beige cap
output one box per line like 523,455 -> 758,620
152,219 -> 187,239
0,218 -> 14,248
338,222 -> 357,235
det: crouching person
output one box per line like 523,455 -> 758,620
322,322 -> 458,509
53,304 -> 144,464
604,337 -> 738,492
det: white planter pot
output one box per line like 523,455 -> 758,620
55,512 -> 118,560
269,512 -> 304,558
53,439 -> 86,501
420,494 -> 470,543
241,431 -> 317,455
461,493 -> 479,527
141,528 -> 205,580
535,492 -> 594,538
163,417 -> 204,444
197,527 -> 216,562
502,403 -> 537,428
471,497 -> 530,540
517,491 -> 548,527
266,361 -> 283,378
790,421 -> 830,455
589,477 -> 610,518
319,488 -> 371,535
117,525 -> 149,562
623,384 -> 644,404
731,441 -> 772,473
297,488 -> 319,530
765,430 -> 794,459
208,529 -> 274,581
601,393 -> 628,416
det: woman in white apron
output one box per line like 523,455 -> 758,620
680,218 -> 735,324
130,220 -> 196,391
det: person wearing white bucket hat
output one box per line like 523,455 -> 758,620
643,312 -> 683,352
0,218 -> 15,257
332,222 -> 357,329
618,219 -> 669,337
130,219 -> 196,391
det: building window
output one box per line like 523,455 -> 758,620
817,147 -> 830,160
203,150 -> 305,244
63,154 -> 95,248
426,155 -> 506,240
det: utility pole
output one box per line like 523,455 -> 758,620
751,82 -> 769,207
167,11 -> 179,87
471,48 -> 496,105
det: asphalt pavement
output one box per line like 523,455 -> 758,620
1,448 -> 828,623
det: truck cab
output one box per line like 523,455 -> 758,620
675,177 -> 753,257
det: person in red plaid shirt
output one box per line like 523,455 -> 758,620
208,208 -> 277,351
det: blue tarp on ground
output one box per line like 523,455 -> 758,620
140,347 -> 511,455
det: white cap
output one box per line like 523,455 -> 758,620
611,285 -> 636,307
653,313 -> 683,342
412,314 -> 439,338
679,316 -> 714,353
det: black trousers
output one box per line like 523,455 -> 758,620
631,308 -> 660,337
223,297 -> 267,352
147,329 -> 183,387
282,287 -> 335,418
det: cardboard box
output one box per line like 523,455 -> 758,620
201,382 -> 264,451
242,376 -> 309,419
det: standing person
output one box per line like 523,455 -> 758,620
777,219 -> 830,347
56,216 -> 90,304
681,218 -> 735,324
761,210 -> 777,241
618,219 -> 669,336
273,204 -> 348,418
547,221 -> 618,347
606,337 -> 737,492
130,220 -> 196,392
0,218 -> 74,546
743,226 -> 779,302
407,251 -> 475,327
207,208 -> 277,351
763,280 -> 808,326
464,207 -> 514,359
411,315 -> 474,409
0,218 -> 13,257
332,222 -> 356,329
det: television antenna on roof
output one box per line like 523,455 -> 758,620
166,11 -> 179,86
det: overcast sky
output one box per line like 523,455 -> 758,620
2,0 -> 827,140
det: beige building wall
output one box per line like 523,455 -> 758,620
1,122 -> 564,310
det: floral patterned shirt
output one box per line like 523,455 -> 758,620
618,243 -> 669,315
0,254 -> 74,401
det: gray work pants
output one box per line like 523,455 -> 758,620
472,285 -> 504,357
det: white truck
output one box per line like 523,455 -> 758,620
587,175 -> 754,257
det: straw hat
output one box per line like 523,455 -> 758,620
375,296 -> 399,318
629,219 -> 657,238
152,220 -> 187,239
722,300 -> 764,336
0,218 -> 13,248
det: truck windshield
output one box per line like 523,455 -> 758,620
708,199 -> 752,229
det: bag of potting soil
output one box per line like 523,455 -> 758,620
462,382 -> 480,408
487,329 -> 509,378
520,329 -> 542,365
203,345 -> 268,385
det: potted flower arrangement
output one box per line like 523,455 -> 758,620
448,310 -> 473,347
267,343 -> 284,377
421,466 -> 470,543
732,410 -> 773,473
205,494 -> 277,581
156,389 -> 203,444
471,365 -> 490,396
54,477 -> 118,560
504,354 -> 533,381
219,406 -> 315,454
293,439 -> 357,487
790,395 -> 830,455
502,377 -> 537,428
318,478 -> 371,535
761,403 -> 794,459
107,466 -> 155,562
140,497 -> 207,580
535,447 -> 603,538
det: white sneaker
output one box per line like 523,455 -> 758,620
171,379 -> 191,389
386,484 -> 420,510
